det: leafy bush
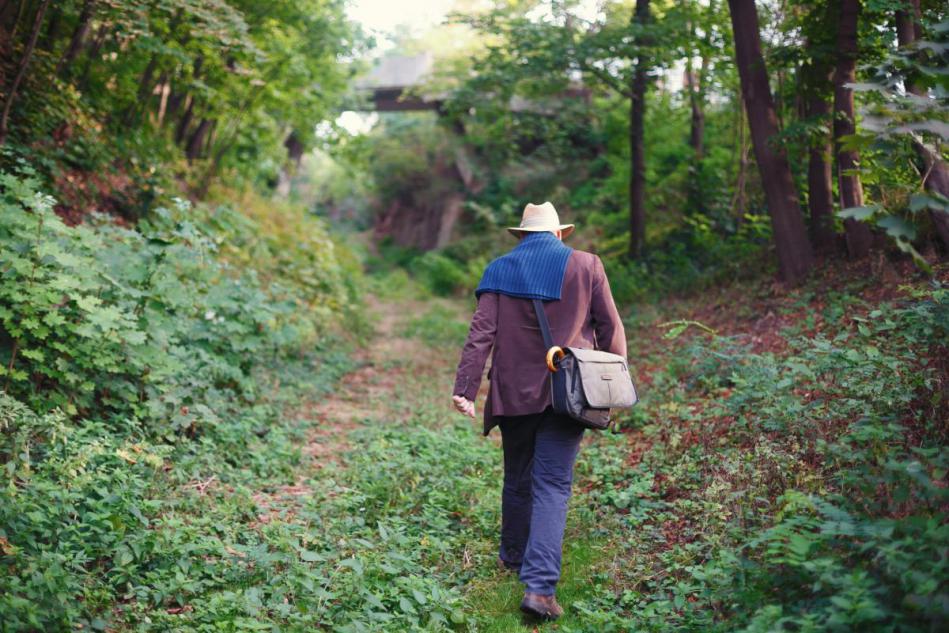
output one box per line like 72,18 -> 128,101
600,213 -> 773,305
0,171 -> 365,629
578,282 -> 948,631
0,172 -> 361,427
410,251 -> 474,297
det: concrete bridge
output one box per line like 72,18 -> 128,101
355,52 -> 590,113
353,53 -> 589,251
355,52 -> 444,112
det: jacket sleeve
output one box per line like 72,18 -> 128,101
590,256 -> 627,358
453,292 -> 499,401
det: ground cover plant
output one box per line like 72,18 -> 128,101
570,270 -> 949,632
0,171 -> 364,629
2,0 -> 948,630
1,173 -> 947,631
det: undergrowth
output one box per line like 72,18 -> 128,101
574,279 -> 949,631
1,166 -> 946,631
0,171 -> 365,630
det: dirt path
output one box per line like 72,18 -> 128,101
302,296 -> 406,464
302,293 -> 471,456
253,293 -> 470,516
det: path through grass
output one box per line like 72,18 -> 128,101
90,283 -> 621,631
294,286 -> 626,632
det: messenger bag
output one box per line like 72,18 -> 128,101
532,299 -> 638,430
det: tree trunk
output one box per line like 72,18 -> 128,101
125,55 -> 158,124
685,45 -> 707,215
79,22 -> 108,86
895,0 -> 922,45
185,118 -> 212,162
896,0 -> 949,251
284,130 -> 305,166
0,0 -> 51,145
803,55 -> 836,253
175,94 -> 194,144
196,84 -> 266,197
806,92 -> 836,253
155,74 -> 170,125
731,103 -> 749,221
727,0 -> 814,283
8,0 -> 26,42
916,150 -> 949,250
628,0 -> 650,259
203,119 -> 217,155
833,0 -> 873,258
40,1 -> 61,47
58,0 -> 95,75
165,86 -> 185,121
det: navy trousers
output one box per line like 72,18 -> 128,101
498,409 -> 585,596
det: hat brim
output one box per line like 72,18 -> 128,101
507,224 -> 575,238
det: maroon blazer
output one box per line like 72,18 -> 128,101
453,250 -> 627,435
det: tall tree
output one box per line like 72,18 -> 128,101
0,0 -> 51,145
895,0 -> 949,251
628,0 -> 650,259
682,0 -> 717,217
804,62 -> 836,253
726,0 -> 814,282
454,2 -> 665,259
798,0 -> 839,254
57,0 -> 96,75
833,0 -> 874,258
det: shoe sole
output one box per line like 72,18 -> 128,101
519,603 -> 560,621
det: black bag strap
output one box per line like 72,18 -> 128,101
532,299 -> 555,350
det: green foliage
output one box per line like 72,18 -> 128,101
0,171 -> 366,629
3,0 -> 361,202
410,251 -> 472,297
836,19 -> 949,267
401,304 -> 470,348
0,172 -> 358,424
575,281 -> 949,631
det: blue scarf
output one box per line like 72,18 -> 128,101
475,231 -> 573,300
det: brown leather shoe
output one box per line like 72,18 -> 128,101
520,592 -> 563,620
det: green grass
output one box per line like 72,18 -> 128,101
4,219 -> 945,631
466,535 -> 613,632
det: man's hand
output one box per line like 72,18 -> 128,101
452,395 -> 475,419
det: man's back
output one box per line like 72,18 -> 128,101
454,249 -> 626,434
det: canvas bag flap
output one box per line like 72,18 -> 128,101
565,347 -> 638,408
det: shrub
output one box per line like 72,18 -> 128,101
582,283 -> 949,631
0,172 -> 362,428
0,171 -> 365,629
410,251 -> 473,297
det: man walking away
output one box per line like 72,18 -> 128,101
451,201 -> 627,620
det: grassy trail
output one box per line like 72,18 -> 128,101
81,267 -> 943,632
280,287 -> 626,631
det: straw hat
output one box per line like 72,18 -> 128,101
507,201 -> 575,238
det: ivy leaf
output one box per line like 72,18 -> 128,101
300,549 -> 323,562
20,348 -> 45,362
75,295 -> 103,312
